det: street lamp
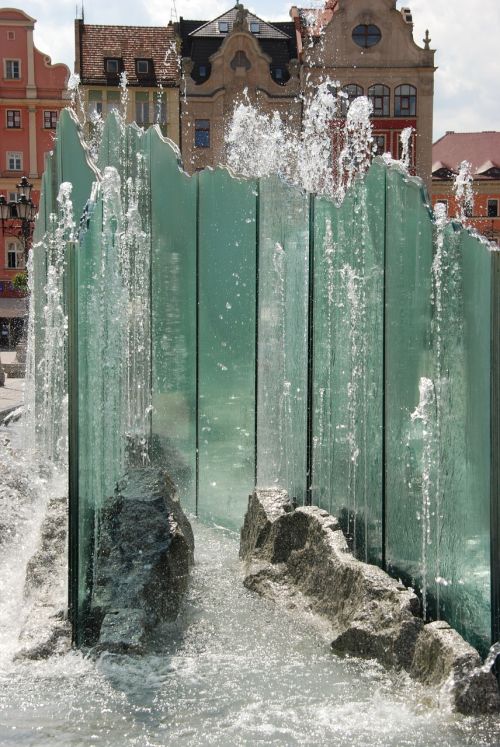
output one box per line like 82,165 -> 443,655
0,176 -> 37,264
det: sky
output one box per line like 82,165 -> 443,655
18,0 -> 500,141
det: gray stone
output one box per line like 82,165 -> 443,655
410,619 -> 500,714
95,609 -> 147,654
17,494 -> 71,660
92,468 -> 194,647
241,491 -> 423,669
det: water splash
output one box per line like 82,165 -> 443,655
399,127 -> 414,171
410,376 -> 436,618
453,160 -> 474,225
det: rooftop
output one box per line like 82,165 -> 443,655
432,131 -> 500,177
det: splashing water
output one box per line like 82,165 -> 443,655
399,127 -> 414,171
453,160 -> 474,225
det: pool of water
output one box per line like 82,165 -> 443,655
1,428 -> 500,746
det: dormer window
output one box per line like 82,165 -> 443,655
136,59 -> 150,75
274,67 -> 283,81
199,65 -> 207,78
250,21 -> 259,34
105,58 -> 120,75
219,21 -> 229,33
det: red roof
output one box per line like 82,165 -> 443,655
77,23 -> 179,86
432,131 -> 500,175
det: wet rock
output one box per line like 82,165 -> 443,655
241,490 -> 500,714
241,491 -> 423,669
94,609 -> 147,654
92,468 -> 194,649
412,624 -> 500,714
17,494 -> 71,660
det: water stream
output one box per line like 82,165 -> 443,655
1,425 -> 500,745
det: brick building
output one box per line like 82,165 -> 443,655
179,5 -> 300,172
74,20 -> 180,145
432,131 -> 500,246
292,0 -> 436,189
0,7 -> 69,346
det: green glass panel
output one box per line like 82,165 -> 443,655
55,109 -> 96,224
198,168 -> 257,528
384,166 -> 435,612
431,226 -> 492,652
256,176 -> 309,503
149,129 -> 197,512
97,111 -> 122,173
312,162 -> 385,563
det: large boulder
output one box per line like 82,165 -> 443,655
92,468 -> 194,651
241,490 -> 500,714
241,491 -> 423,669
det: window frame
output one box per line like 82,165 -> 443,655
487,198 -> 499,218
136,59 -> 151,76
368,84 -> 390,117
6,109 -> 21,128
6,151 -> 22,171
6,239 -> 24,270
373,134 -> 387,155
4,58 -> 21,79
341,83 -> 364,116
43,110 -> 58,129
105,58 -> 120,75
250,21 -> 260,34
218,21 -> 229,33
352,24 -> 382,48
135,92 -> 150,126
394,84 -> 417,117
194,119 -> 210,148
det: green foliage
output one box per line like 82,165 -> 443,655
12,271 -> 28,292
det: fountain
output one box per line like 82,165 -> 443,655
1,80 -> 500,740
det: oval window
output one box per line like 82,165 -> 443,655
352,24 -> 382,48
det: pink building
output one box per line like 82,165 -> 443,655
0,7 -> 69,346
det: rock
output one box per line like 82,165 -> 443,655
241,491 -> 423,669
17,494 -> 71,660
95,609 -> 147,654
241,490 -> 500,714
92,468 -> 194,648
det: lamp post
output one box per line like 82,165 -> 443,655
0,176 -> 37,265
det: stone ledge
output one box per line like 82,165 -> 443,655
240,489 -> 500,715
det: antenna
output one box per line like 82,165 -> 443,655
170,0 -> 178,23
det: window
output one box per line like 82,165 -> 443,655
373,135 -> 386,155
274,67 -> 283,81
7,152 -> 22,171
250,21 -> 260,33
43,110 -> 58,129
436,199 -> 448,212
135,92 -> 149,125
6,240 -> 24,269
88,90 -> 103,116
487,199 -> 499,218
6,109 -> 21,128
107,91 -> 120,113
199,64 -> 207,78
154,92 -> 167,125
5,59 -> 20,79
195,119 -> 210,148
8,192 -> 17,203
231,50 -> 251,71
136,59 -> 150,75
105,58 -> 120,74
341,83 -> 363,116
395,84 -> 417,116
352,24 -> 381,48
368,85 -> 390,117
8,31 -> 15,40
218,21 -> 229,32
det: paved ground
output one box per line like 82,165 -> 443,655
0,351 -> 24,419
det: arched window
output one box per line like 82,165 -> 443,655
395,84 -> 417,116
230,50 -> 251,71
368,84 -> 390,117
341,84 -> 364,116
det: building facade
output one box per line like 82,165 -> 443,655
74,20 -> 180,146
0,7 -> 69,347
179,6 -> 301,173
432,131 -> 500,246
292,0 -> 435,188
